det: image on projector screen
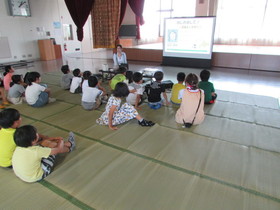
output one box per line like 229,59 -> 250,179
163,17 -> 216,59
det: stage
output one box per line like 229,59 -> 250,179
124,43 -> 280,71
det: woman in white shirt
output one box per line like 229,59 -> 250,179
113,44 -> 128,69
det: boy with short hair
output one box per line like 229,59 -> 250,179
60,65 -> 73,90
70,68 -> 82,93
0,108 -> 21,168
170,72 -> 186,105
109,66 -> 127,90
126,72 -> 144,109
12,125 -> 75,183
82,76 -> 106,110
147,71 -> 170,109
198,69 -> 217,104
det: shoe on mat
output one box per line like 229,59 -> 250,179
138,119 -> 155,127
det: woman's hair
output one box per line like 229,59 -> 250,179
116,44 -> 123,49
0,108 -> 20,128
113,82 -> 130,98
200,69 -> 210,82
126,71 -> 133,84
14,125 -> 37,147
88,76 -> 98,88
133,72 -> 143,83
177,72 -> 186,82
26,72 -> 41,86
185,73 -> 199,90
4,65 -> 12,76
73,68 -> 81,77
83,71 -> 92,80
10,75 -> 22,87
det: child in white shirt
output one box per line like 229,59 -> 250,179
70,68 -> 82,93
82,76 -> 106,110
126,72 -> 144,109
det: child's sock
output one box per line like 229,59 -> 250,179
68,132 -> 76,152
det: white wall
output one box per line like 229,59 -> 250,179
0,0 -> 93,63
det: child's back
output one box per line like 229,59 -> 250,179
170,72 -> 186,105
61,65 -> 73,90
110,66 -> 127,90
0,109 -> 21,168
198,69 -> 217,103
82,76 -> 103,110
70,69 -> 82,93
8,75 -> 25,105
126,72 -> 144,107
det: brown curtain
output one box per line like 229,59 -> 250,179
64,0 -> 95,41
128,0 -> 145,39
92,0 -> 121,48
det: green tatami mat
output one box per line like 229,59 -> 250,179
216,90 -> 279,109
10,101 -> 75,120
0,169 -> 80,209
43,106 -> 104,133
46,144 -> 280,210
193,115 -> 280,153
41,73 -> 61,86
123,124 -> 280,199
204,101 -> 280,128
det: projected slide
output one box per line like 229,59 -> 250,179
163,17 -> 216,59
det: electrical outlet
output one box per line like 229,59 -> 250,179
14,56 -> 17,59
28,54 -> 32,57
22,55 -> 26,58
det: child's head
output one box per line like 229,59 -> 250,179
10,75 -> 23,87
200,69 -> 210,82
177,72 -> 186,83
126,71 -> 133,84
154,71 -> 164,82
73,68 -> 81,77
88,76 -> 98,88
83,71 -> 92,80
14,125 -> 38,147
4,65 -> 14,76
0,108 -> 21,129
26,72 -> 41,86
11,75 -> 23,84
185,73 -> 199,90
117,66 -> 127,75
61,65 -> 70,74
113,82 -> 130,98
133,72 -> 143,84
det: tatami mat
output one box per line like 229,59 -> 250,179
1,73 -> 280,209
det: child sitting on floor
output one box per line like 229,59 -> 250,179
60,65 -> 73,90
12,125 -> 76,183
126,72 -> 144,109
0,108 -> 21,168
175,73 -> 205,126
96,82 -> 155,130
70,68 -> 83,93
147,71 -> 170,109
82,70 -> 92,92
170,72 -> 186,105
198,69 -> 217,104
25,72 -> 56,107
8,75 -> 26,105
82,76 -> 106,110
3,65 -> 14,91
109,66 -> 127,90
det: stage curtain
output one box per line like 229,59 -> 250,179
92,0 -> 121,48
128,0 -> 145,39
64,0 -> 94,41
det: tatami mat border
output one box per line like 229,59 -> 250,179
22,114 -> 280,204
